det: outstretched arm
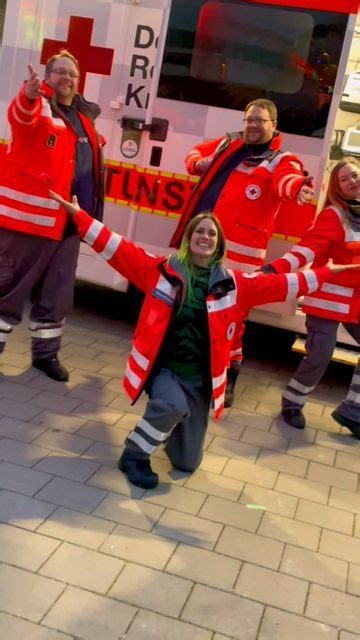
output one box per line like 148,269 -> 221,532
50,191 -> 159,292
238,262 -> 360,315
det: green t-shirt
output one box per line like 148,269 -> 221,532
158,265 -> 211,378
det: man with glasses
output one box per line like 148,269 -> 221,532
171,99 -> 314,406
0,49 -> 105,381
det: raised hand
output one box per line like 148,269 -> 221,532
25,64 -> 43,100
195,156 -> 213,174
296,184 -> 314,205
49,190 -> 80,216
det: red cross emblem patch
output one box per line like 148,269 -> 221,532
245,184 -> 261,200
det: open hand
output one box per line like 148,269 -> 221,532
327,259 -> 360,274
296,184 -> 314,205
25,64 -> 43,100
49,190 -> 80,216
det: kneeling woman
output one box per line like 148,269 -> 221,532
50,191 -> 357,489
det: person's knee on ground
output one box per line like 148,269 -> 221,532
119,394 -> 190,489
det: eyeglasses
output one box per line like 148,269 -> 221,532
50,68 -> 80,79
243,118 -> 273,126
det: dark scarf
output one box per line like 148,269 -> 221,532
343,199 -> 360,232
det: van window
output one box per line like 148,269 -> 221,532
158,0 -> 348,138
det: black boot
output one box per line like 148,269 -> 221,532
32,357 -> 69,382
332,409 -> 360,439
224,363 -> 241,408
118,449 -> 159,489
281,408 -> 306,429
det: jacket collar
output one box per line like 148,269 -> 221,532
40,82 -> 101,122
161,256 -> 234,293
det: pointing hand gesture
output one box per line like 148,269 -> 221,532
25,64 -> 42,100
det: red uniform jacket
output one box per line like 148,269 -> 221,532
171,132 -> 308,266
269,204 -> 360,323
0,82 -> 104,240
72,208 -> 331,418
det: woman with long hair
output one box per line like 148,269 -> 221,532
263,158 -> 360,435
50,190 -> 358,488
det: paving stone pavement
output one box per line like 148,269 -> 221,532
0,292 -> 360,639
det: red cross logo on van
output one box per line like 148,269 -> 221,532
40,16 -> 114,94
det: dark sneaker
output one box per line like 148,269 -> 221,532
332,410 -> 360,439
281,408 -> 306,429
32,357 -> 69,382
224,364 -> 241,408
118,450 -> 159,489
224,387 -> 234,408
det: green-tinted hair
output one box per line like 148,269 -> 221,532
177,212 -> 226,302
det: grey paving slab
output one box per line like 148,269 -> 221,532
0,416 -> 47,442
37,506 -> 116,549
329,487 -> 360,515
184,469 -> 244,501
34,452 -> 101,482
198,495 -> 263,531
306,461 -> 358,491
86,463 -> 145,498
208,435 -> 260,462
93,491 -> 164,530
258,607 -> 338,640
31,429 -> 94,455
165,542 -> 241,590
0,613 -> 73,639
0,490 -> 57,530
0,380 -> 41,402
306,583 -> 360,635
34,477 -> 106,513
0,398 -> 43,420
239,484 -> 298,517
215,525 -> 284,570
71,401 -> 123,424
29,391 -> 82,414
39,541 -> 124,594
34,411 -> 89,433
280,544 -> 348,591
181,583 -> 263,638
143,483 -> 207,515
76,420 -> 129,446
124,609 -> 213,640
0,563 -> 65,622
0,461 -> 52,496
296,498 -> 354,534
319,529 -> 360,565
153,508 -> 223,549
0,438 -> 49,467
0,522 -> 60,571
234,563 -> 308,613
109,562 -> 193,616
222,458 -> 278,488
258,512 -> 321,551
42,585 -> 136,639
100,523 -> 177,569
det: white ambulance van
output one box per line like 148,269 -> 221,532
0,0 -> 358,348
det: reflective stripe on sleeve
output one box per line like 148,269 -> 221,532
131,345 -> 150,371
